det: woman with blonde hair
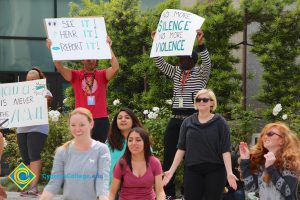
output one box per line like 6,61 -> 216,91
40,107 -> 110,200
239,122 -> 300,200
163,89 -> 237,200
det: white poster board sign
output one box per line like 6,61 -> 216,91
150,9 -> 205,57
45,17 -> 111,60
0,79 -> 49,129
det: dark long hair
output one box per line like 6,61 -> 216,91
121,127 -> 153,171
107,108 -> 144,151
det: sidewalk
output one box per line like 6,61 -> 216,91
5,192 -> 63,200
4,193 -> 183,200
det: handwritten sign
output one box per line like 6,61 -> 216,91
0,79 -> 48,129
150,9 -> 205,57
44,17 -> 111,60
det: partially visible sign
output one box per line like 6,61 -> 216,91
45,17 -> 111,60
150,9 -> 205,57
0,79 -> 48,129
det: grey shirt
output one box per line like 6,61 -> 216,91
44,140 -> 111,200
17,89 -> 52,135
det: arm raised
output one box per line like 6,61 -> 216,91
46,39 -> 72,81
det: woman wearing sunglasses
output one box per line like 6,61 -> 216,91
163,89 -> 237,200
239,122 -> 300,200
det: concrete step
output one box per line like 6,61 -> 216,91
5,192 -> 63,199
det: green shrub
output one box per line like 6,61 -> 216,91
2,113 -> 71,185
2,133 -> 21,174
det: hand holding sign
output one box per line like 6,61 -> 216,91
150,9 -> 205,57
196,29 -> 204,45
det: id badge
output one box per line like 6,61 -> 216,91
87,96 -> 95,106
178,97 -> 183,108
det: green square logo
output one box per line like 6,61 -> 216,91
8,162 -> 36,190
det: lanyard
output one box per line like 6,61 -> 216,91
84,70 -> 96,95
181,70 -> 190,96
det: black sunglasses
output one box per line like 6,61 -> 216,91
195,97 -> 212,103
266,131 -> 282,137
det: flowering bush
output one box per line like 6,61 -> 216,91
48,110 -> 61,122
113,99 -> 120,106
272,103 -> 282,116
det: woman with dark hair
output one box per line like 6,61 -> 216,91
17,67 -> 53,196
109,127 -> 165,200
106,108 -> 144,185
239,122 -> 300,200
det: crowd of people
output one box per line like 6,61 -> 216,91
0,29 -> 299,200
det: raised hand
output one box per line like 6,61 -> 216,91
239,142 -> 250,159
106,36 -> 112,47
264,151 -> 276,168
46,39 -> 52,49
196,29 -> 204,45
151,31 -> 156,40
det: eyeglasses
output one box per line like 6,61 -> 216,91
195,97 -> 212,103
266,131 -> 282,137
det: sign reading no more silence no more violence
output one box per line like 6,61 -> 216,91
150,9 -> 205,57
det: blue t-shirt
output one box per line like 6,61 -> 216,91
107,140 -> 127,185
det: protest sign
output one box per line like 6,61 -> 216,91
150,9 -> 205,57
0,79 -> 49,129
44,17 -> 111,60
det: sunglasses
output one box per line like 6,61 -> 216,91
266,131 -> 282,137
195,97 -> 212,103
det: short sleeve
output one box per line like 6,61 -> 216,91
44,147 -> 66,194
96,143 -> 111,196
177,119 -> 188,150
98,69 -> 108,84
220,118 -> 231,153
45,89 -> 53,97
150,156 -> 163,176
113,162 -> 123,180
71,70 -> 80,84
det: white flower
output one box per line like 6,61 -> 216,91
49,110 -> 61,122
113,99 -> 120,106
51,116 -> 59,122
63,98 -> 68,104
165,99 -> 172,105
143,110 -> 149,115
152,107 -> 160,113
3,137 -> 7,147
272,103 -> 282,116
148,111 -> 158,119
282,114 -> 288,120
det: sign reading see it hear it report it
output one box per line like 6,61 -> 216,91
150,9 -> 205,57
44,17 -> 111,60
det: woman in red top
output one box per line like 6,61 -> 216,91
109,127 -> 165,200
